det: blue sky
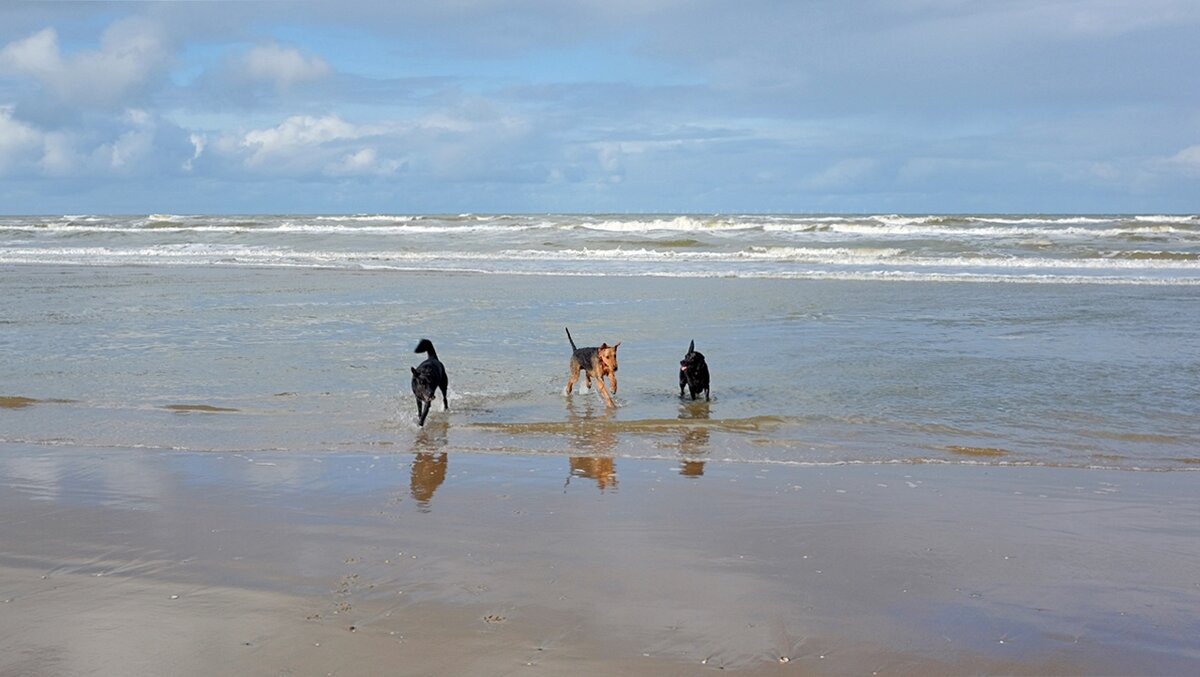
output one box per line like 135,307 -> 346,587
1,0 -> 1198,214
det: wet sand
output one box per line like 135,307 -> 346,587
1,445 -> 1197,676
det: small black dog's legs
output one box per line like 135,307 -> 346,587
418,399 -> 432,427
440,383 -> 449,411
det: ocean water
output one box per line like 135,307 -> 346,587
2,214 -> 1198,471
3,213 -> 1200,283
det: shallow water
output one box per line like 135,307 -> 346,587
3,263 -> 1197,470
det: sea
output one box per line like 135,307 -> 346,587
2,213 -> 1198,471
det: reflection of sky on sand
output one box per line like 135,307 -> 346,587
2,443 -> 1197,674
1,451 -> 170,510
1,455 -> 64,502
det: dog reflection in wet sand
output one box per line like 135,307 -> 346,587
677,401 -> 711,477
568,456 -> 618,491
564,395 -> 618,491
563,327 -> 620,408
410,452 -> 447,510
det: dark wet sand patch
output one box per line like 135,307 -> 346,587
1,396 -> 75,409
163,404 -> 240,413
0,396 -> 39,409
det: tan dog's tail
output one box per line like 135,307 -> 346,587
565,327 -> 577,351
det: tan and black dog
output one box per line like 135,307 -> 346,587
564,327 -> 620,407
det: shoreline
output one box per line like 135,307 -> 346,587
2,445 -> 1197,675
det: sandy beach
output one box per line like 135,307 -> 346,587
3,252 -> 1198,675
2,444 -> 1196,676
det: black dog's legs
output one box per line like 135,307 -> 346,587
418,398 -> 432,427
440,383 -> 449,411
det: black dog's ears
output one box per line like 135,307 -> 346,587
411,367 -> 418,375
688,340 -> 695,353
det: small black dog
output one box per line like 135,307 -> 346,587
411,338 -> 449,426
679,340 -> 710,401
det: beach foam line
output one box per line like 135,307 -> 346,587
0,222 -> 545,235
4,250 -> 1199,284
30,242 -> 1197,269
6,244 -> 1200,269
765,222 -> 1198,238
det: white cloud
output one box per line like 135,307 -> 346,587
0,27 -> 61,79
105,117 -> 156,170
240,114 -> 365,165
240,43 -> 332,90
0,107 -> 42,172
224,114 -> 405,177
325,147 -> 402,176
1167,144 -> 1200,166
0,105 -> 191,178
184,133 -> 207,171
1158,144 -> 1200,177
39,131 -> 78,176
0,17 -> 170,108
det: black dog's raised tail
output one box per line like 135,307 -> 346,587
414,338 -> 438,358
565,327 -> 577,351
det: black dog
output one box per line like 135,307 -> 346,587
679,340 -> 710,401
411,338 -> 448,426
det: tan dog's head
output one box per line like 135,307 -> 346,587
598,341 -> 620,373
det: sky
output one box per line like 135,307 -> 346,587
1,0 -> 1198,215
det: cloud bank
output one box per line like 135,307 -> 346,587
0,1 -> 1198,213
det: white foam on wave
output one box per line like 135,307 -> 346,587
766,221 -> 1193,239
1,221 -> 543,235
962,215 -> 1114,225
482,246 -> 1200,269
6,215 -> 1195,245
6,243 -> 1200,283
6,246 -> 1196,285
576,216 -> 761,233
268,222 -> 541,234
313,214 -> 419,222
1133,214 -> 1198,224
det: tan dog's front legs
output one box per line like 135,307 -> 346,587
593,373 -> 615,407
565,364 -> 581,395
607,371 -> 617,394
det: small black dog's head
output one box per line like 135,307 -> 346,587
680,340 -> 704,373
679,339 -> 710,401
